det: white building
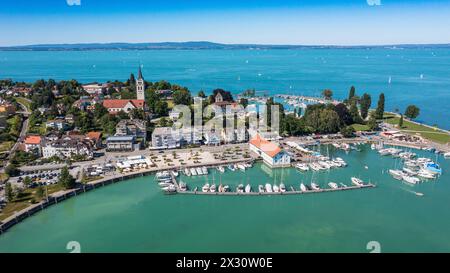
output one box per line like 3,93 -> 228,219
249,134 -> 291,168
136,67 -> 145,100
42,138 -> 93,159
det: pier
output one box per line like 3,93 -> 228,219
176,183 -> 376,196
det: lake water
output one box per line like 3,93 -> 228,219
1,145 -> 449,253
0,49 -> 449,129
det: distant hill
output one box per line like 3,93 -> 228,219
1,41 -> 450,51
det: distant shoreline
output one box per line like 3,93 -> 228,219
1,41 -> 450,51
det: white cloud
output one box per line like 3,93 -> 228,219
66,0 -> 81,6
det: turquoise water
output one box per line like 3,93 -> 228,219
0,49 -> 449,128
1,145 -> 449,253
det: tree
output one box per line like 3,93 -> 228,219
404,105 -> 420,119
173,89 -> 192,106
239,98 -> 249,108
59,166 -> 76,189
322,89 -> 333,100
349,100 -> 362,124
340,126 -> 355,138
399,114 -> 404,128
348,86 -> 356,101
23,176 -> 32,187
36,186 -> 45,200
334,103 -> 353,126
375,93 -> 385,119
5,182 -> 14,202
198,90 -> 206,98
5,164 -> 19,177
93,103 -> 108,120
367,113 -> 379,131
359,93 -> 371,120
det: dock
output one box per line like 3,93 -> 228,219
176,183 -> 375,196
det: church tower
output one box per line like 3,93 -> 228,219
136,67 -> 145,100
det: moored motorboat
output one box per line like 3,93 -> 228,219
265,183 -> 273,193
328,182 -> 338,189
300,183 -> 307,192
179,181 -> 187,191
202,166 -> 208,175
245,184 -> 251,193
351,177 -> 364,186
258,185 -> 264,193
389,169 -> 404,180
202,183 -> 210,192
273,184 -> 280,193
210,183 -> 216,193
311,182 -> 320,190
279,183 -> 286,193
236,184 -> 244,193
417,170 -> 436,179
402,175 -> 420,185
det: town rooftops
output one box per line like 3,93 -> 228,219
24,136 -> 42,145
249,133 -> 282,158
86,131 -> 102,140
103,99 -> 145,109
106,135 -> 135,141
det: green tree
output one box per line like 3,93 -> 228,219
322,89 -> 333,100
375,93 -> 385,119
36,186 -> 45,200
5,164 -> 19,177
404,105 -> 420,119
349,100 -> 362,124
340,126 -> 355,138
173,89 -> 192,105
399,114 -> 404,128
5,182 -> 14,202
197,90 -> 206,98
59,166 -> 76,189
367,113 -> 379,131
93,103 -> 108,120
348,86 -> 356,101
23,176 -> 32,187
359,93 -> 372,120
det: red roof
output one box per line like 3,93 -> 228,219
102,99 -> 145,109
86,131 -> 102,140
24,136 -> 42,145
249,134 -> 282,158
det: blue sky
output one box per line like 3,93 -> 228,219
1,0 -> 450,46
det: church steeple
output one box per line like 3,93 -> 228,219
136,66 -> 145,100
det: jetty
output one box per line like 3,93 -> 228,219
175,183 -> 375,196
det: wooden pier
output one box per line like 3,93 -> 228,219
176,183 -> 375,196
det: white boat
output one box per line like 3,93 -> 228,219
417,170 -> 436,179
172,170 -> 179,177
218,184 -> 224,193
156,171 -> 171,179
258,185 -> 264,193
228,165 -> 236,172
444,152 -> 450,158
223,185 -> 230,192
236,184 -> 244,193
309,163 -> 320,171
202,167 -> 208,175
402,167 -> 417,176
318,161 -> 331,169
351,177 -> 364,186
162,184 -> 177,193
245,184 -> 251,193
311,183 -> 320,190
339,183 -> 348,188
179,181 -> 187,191
237,164 -> 246,171
196,167 -> 203,175
184,168 -> 191,176
217,166 -> 225,173
158,182 -> 172,187
402,175 -> 420,185
210,183 -> 216,193
265,183 -> 273,193
328,182 -> 338,189
300,183 -> 307,192
389,169 -> 404,180
190,168 -> 197,176
202,183 -> 210,192
279,183 -> 286,193
273,184 -> 280,192
378,149 -> 391,156
370,143 -> 376,150
295,163 -> 309,171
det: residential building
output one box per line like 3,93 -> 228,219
169,109 -> 181,120
0,103 -> 15,114
204,130 -> 220,145
46,119 -> 70,131
42,138 -> 93,159
86,131 -> 103,149
24,136 -> 42,155
151,127 -> 180,149
106,135 -> 137,152
115,119 -> 146,141
249,134 -> 291,168
82,83 -> 105,95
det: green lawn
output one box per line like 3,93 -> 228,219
384,114 -> 450,144
0,141 -> 14,153
0,183 -> 64,221
15,97 -> 31,112
351,124 -> 370,131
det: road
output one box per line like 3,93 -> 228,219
7,99 -> 31,160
